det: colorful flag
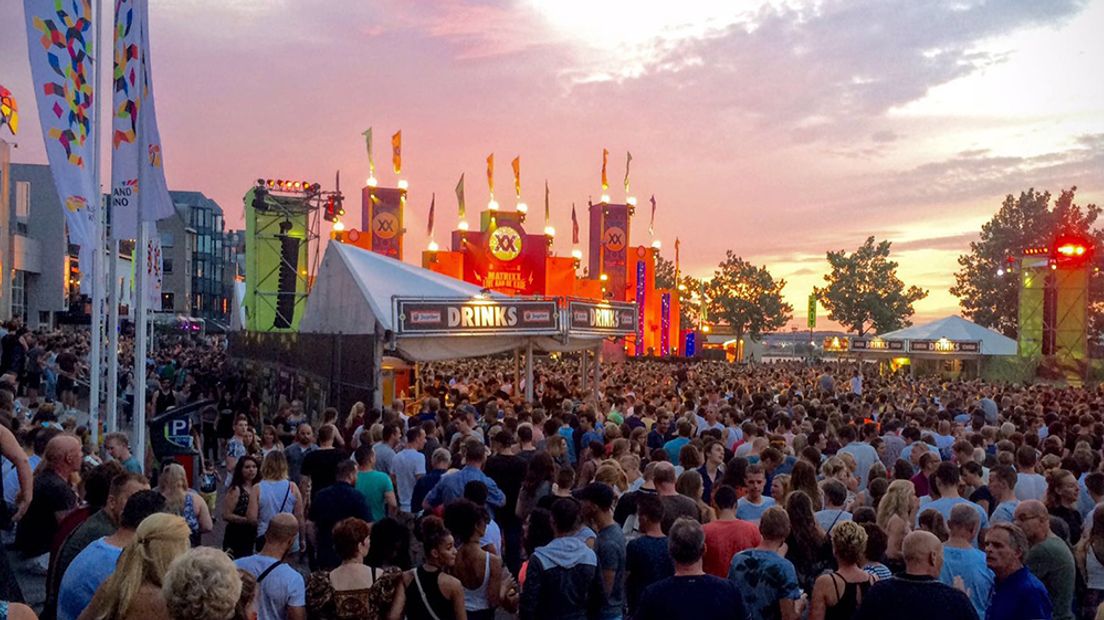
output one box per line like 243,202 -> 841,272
427,192 -> 435,238
362,127 -> 374,177
544,180 -> 550,225
571,203 -> 579,245
649,194 -> 656,236
601,148 -> 609,191
455,173 -> 465,220
486,153 -> 494,199
0,85 -> 18,136
23,0 -> 98,265
391,130 -> 401,174
624,151 -> 632,194
110,0 -> 175,241
511,156 -> 521,198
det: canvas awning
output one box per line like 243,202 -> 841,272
874,315 -> 1017,357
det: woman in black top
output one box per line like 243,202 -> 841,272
221,455 -> 259,559
389,516 -> 467,620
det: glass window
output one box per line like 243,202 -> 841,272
160,231 -> 174,248
15,181 -> 30,221
161,292 -> 174,311
163,259 -> 173,274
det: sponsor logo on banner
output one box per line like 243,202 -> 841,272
373,212 -> 400,239
395,298 -> 560,336
489,226 -> 523,262
604,226 -> 626,252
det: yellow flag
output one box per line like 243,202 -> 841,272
624,151 -> 632,194
601,148 -> 609,191
511,156 -> 521,198
486,153 -> 495,199
455,173 -> 466,220
391,131 -> 401,174
362,128 -> 373,177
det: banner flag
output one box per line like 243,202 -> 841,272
391,130 -> 401,174
649,194 -> 656,236
486,153 -> 494,200
427,192 -> 435,238
544,180 -> 550,225
0,85 -> 18,135
571,203 -> 579,245
111,0 -> 175,240
601,148 -> 609,191
362,127 -> 373,177
455,173 -> 465,220
675,237 -> 681,274
624,151 -> 632,194
23,0 -> 98,263
511,156 -> 521,198
807,293 -> 817,329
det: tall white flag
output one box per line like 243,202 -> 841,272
23,0 -> 100,283
111,0 -> 174,240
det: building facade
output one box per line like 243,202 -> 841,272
4,164 -> 71,328
158,191 -> 229,322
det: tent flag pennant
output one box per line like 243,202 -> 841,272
600,148 -> 609,191
427,192 -> 435,238
111,0 -> 175,240
571,203 -> 579,245
391,130 -> 401,174
455,173 -> 465,220
23,0 -> 98,262
624,151 -> 632,194
649,194 -> 656,236
544,180 -> 550,225
486,153 -> 494,200
362,127 -> 373,177
511,156 -> 521,198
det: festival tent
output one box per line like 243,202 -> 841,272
299,241 -> 602,362
878,315 -> 1017,356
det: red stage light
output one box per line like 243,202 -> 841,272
1057,243 -> 1086,257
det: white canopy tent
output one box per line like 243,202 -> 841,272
299,241 -> 606,362
878,315 -> 1017,356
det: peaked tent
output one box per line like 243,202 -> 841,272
299,242 -> 601,362
879,315 -> 1017,356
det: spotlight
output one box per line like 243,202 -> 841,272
458,220 -> 469,231
398,179 -> 409,190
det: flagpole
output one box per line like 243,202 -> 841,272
102,0 -> 118,434
87,0 -> 108,445
132,17 -> 149,471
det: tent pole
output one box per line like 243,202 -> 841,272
525,340 -> 534,403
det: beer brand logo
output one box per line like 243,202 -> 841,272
604,226 -> 626,252
373,212 -> 399,239
489,226 -> 522,262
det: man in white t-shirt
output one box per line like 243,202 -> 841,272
850,369 -> 863,395
1014,446 -> 1047,501
235,513 -> 306,620
392,427 -> 427,513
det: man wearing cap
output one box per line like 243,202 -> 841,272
578,482 -> 626,620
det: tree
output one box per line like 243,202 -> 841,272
655,252 -> 702,328
951,187 -> 1103,338
816,236 -> 927,335
704,252 -> 793,341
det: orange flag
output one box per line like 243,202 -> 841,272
601,148 -> 609,191
486,153 -> 495,199
511,156 -> 521,198
391,131 -> 401,174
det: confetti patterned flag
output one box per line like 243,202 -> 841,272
601,148 -> 609,191
486,153 -> 494,199
111,0 -> 175,240
362,127 -> 374,177
23,0 -> 98,266
455,173 -> 465,220
511,156 -> 521,198
391,130 -> 401,174
0,85 -> 18,136
571,203 -> 579,245
624,151 -> 632,194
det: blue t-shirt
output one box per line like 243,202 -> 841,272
736,496 -> 776,523
940,545 -> 993,620
728,549 -> 801,620
638,574 -> 747,620
663,437 -> 690,464
235,554 -> 306,620
625,535 -> 674,616
990,500 -> 1019,524
916,497 -> 988,546
57,537 -> 123,620
986,567 -> 1052,620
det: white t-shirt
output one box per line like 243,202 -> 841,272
392,448 -> 427,512
235,555 -> 305,620
1015,472 -> 1048,502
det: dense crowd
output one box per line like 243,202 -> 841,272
0,321 -> 1100,620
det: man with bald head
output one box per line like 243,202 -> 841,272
1015,499 -> 1074,620
235,512 -> 306,620
15,434 -> 80,570
855,531 -> 978,620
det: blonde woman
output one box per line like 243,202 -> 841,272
822,456 -> 857,506
809,521 -> 874,620
876,480 -> 917,574
163,547 -> 242,620
595,460 -> 629,495
247,450 -> 304,553
158,463 -> 213,547
78,513 -> 192,620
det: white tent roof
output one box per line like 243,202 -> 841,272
879,315 -> 1017,356
300,242 -> 600,361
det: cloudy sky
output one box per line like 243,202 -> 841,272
2,0 -> 1102,329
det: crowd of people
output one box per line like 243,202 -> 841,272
0,320 -> 1099,620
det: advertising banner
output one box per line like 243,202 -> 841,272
600,204 -> 629,299
850,338 -> 905,351
394,298 -> 559,336
566,299 -> 636,337
363,186 -> 404,259
453,218 -> 546,295
660,293 -> 671,355
909,339 -> 981,354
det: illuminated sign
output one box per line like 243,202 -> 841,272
489,226 -> 523,262
851,337 -> 905,351
394,298 -> 560,336
908,339 -> 981,353
822,336 -> 850,352
567,300 -> 637,336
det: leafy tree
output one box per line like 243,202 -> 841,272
951,187 -> 1103,337
816,236 -> 927,335
704,252 -> 793,341
655,252 -> 702,328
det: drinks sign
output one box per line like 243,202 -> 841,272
908,339 -> 981,353
851,338 -> 905,351
567,300 -> 637,336
394,298 -> 560,336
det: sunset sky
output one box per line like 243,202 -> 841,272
2,0 -> 1102,330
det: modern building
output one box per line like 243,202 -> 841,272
157,191 -> 230,322
2,163 -> 72,328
